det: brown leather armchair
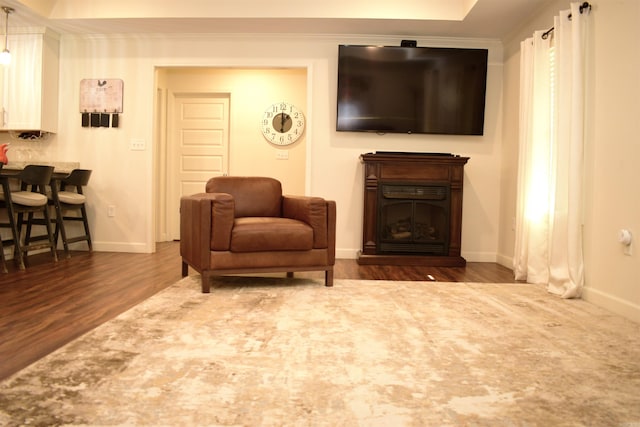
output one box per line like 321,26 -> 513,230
180,176 -> 336,293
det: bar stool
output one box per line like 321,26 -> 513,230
49,169 -> 93,258
0,165 -> 58,270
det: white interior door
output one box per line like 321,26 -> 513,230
168,92 -> 230,240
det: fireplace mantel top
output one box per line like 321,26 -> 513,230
373,151 -> 456,156
361,152 -> 469,164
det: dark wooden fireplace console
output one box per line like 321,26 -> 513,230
357,152 -> 469,267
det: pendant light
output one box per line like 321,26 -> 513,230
0,6 -> 13,66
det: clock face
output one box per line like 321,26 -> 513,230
261,102 -> 305,146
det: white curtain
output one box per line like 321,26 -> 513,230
514,2 -> 590,298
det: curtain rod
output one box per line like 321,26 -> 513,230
542,1 -> 592,40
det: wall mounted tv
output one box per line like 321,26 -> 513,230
336,44 -> 488,135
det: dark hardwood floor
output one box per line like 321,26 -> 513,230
0,241 -> 515,381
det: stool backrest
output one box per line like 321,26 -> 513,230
19,165 -> 54,192
61,169 -> 92,194
64,169 -> 92,186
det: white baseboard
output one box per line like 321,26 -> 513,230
2,241 -> 149,257
461,251 -> 498,263
581,287 -> 640,324
92,242 -> 150,253
495,253 -> 513,270
336,249 -> 359,259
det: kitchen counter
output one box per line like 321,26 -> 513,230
2,161 -> 80,174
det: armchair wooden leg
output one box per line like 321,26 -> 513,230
325,269 -> 334,287
201,272 -> 212,293
181,260 -> 188,277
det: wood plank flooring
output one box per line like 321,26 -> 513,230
0,242 -> 515,381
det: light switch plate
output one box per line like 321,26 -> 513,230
276,150 -> 289,160
130,139 -> 145,151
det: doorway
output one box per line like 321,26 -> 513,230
154,66 -> 308,244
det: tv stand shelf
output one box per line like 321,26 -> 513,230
357,152 -> 469,267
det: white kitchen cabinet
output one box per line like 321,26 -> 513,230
1,29 -> 59,133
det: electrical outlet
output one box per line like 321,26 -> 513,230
276,150 -> 289,160
108,205 -> 116,217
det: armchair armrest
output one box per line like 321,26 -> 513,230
180,192 -> 234,271
282,196 -> 331,249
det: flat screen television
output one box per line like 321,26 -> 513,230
336,45 -> 488,135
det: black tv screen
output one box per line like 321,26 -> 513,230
336,45 -> 488,135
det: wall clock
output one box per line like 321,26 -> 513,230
261,102 -> 305,146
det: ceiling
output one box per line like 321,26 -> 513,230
1,0 -> 552,40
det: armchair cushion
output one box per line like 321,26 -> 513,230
230,217 -> 313,252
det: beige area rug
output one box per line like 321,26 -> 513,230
1,276 -> 640,426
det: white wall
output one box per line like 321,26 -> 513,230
47,33 -> 504,261
500,1 -> 640,322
